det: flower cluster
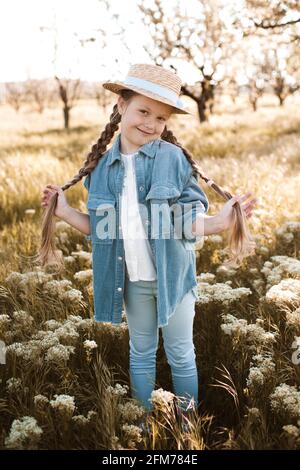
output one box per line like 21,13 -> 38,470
74,269 -> 93,284
71,250 -> 92,269
49,394 -> 76,418
150,388 -> 175,408
5,270 -> 53,296
5,416 -> 43,449
261,256 -> 300,289
44,279 -> 84,305
107,383 -> 129,397
265,279 -> 300,306
286,307 -> 300,331
196,282 -> 252,306
270,383 -> 300,422
275,221 -> 300,244
246,353 -> 276,390
196,273 -> 216,284
221,314 -> 276,351
117,402 -> 145,423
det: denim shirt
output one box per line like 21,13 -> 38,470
83,132 -> 209,327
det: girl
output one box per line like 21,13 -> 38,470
39,63 -> 257,416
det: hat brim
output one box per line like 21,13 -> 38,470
102,81 -> 192,115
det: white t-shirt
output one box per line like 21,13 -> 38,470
120,151 -> 157,281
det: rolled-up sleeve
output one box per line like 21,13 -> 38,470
171,170 -> 209,243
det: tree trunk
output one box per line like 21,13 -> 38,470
63,106 -> 70,129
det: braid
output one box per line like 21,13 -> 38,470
37,103 -> 122,269
161,126 -> 232,202
161,126 -> 256,268
61,104 -> 121,191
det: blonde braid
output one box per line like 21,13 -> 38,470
37,104 -> 121,268
161,126 -> 256,268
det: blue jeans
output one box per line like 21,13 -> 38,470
124,269 -> 198,412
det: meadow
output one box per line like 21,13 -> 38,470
0,93 -> 300,450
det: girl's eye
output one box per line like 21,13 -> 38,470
140,110 -> 165,121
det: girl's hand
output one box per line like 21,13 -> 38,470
217,192 -> 257,231
41,184 -> 69,218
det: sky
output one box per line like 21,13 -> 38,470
0,0 -> 296,86
0,0 -> 208,84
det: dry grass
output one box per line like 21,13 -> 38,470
0,93 -> 300,450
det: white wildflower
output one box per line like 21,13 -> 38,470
107,383 -> 129,397
286,307 -> 300,330
12,310 -> 34,327
62,288 -> 84,303
83,339 -> 98,351
282,424 -> 300,438
246,354 -> 276,389
6,341 -> 42,361
265,279 -> 300,305
216,265 -> 237,277
196,282 -> 252,305
45,344 -> 75,364
71,250 -> 92,268
50,394 -> 75,418
221,314 -> 277,349
196,273 -> 216,284
121,424 -> 143,445
5,270 -> 53,294
117,402 -> 145,423
0,314 -> 11,331
34,394 -> 49,410
261,257 -> 300,289
6,377 -> 23,393
5,416 -> 43,449
74,269 -> 93,283
54,322 -> 79,345
44,319 -> 62,331
150,388 -> 175,408
270,383 -> 300,421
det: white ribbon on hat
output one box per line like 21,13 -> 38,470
124,75 -> 184,108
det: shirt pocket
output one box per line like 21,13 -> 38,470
87,194 -> 116,244
145,184 -> 181,238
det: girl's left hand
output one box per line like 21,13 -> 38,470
217,192 -> 257,231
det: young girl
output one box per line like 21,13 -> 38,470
39,63 -> 257,416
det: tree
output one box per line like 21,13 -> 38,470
54,77 -> 81,129
5,83 -> 25,112
137,0 -> 237,122
24,79 -> 50,114
244,0 -> 300,43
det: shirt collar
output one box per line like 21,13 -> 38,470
106,133 -> 160,167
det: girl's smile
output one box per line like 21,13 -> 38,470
137,128 -> 154,136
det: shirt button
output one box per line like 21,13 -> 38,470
139,186 -> 144,191
117,287 -> 122,291
118,256 -> 122,260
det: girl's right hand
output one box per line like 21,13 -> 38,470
41,184 -> 70,218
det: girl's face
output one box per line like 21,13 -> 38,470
117,94 -> 173,150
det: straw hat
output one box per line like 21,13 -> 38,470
102,63 -> 191,115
